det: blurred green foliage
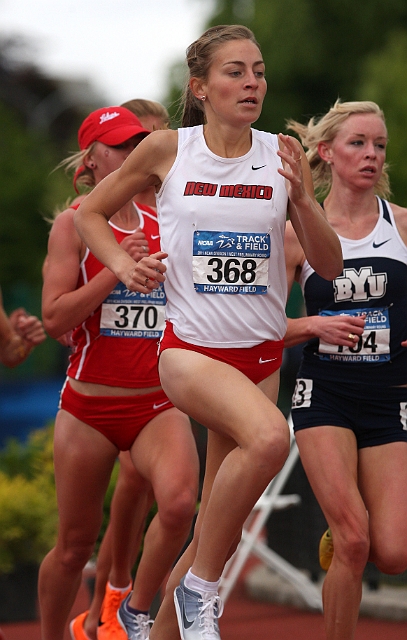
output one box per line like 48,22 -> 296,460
0,424 -> 57,572
0,57 -> 87,380
0,102 -> 76,296
0,102 -> 49,292
0,103 -> 76,382
357,29 -> 407,201
0,424 -> 127,571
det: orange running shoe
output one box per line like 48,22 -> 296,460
97,582 -> 132,639
97,612 -> 128,640
319,528 -> 334,571
70,611 -> 91,640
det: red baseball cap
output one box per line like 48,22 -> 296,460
78,106 -> 151,150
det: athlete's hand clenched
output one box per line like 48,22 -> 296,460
121,251 -> 168,293
312,313 -> 366,346
120,227 -> 150,262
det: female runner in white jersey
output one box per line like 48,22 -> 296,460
75,25 -> 342,640
39,106 -> 199,640
285,100 -> 407,640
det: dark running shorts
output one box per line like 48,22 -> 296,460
291,377 -> 407,448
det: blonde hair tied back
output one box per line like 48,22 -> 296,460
287,99 -> 391,200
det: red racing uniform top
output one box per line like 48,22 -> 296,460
67,203 -> 165,387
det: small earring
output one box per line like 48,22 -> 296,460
327,160 -> 332,165
201,95 -> 206,101
89,162 -> 95,169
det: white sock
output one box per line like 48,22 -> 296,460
108,581 -> 132,593
184,568 -> 220,595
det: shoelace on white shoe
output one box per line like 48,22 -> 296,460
197,595 -> 224,639
134,614 -> 153,640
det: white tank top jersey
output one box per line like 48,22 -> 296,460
156,125 -> 289,348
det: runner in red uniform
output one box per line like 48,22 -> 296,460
39,106 -> 199,640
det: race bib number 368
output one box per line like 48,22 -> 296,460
192,230 -> 270,295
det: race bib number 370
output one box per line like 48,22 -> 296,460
100,282 -> 166,339
192,230 -> 270,294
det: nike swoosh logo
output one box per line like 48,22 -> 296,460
153,400 -> 170,410
259,357 -> 277,364
175,588 -> 195,629
151,234 -> 160,240
182,613 -> 194,630
252,165 -> 266,170
372,239 -> 391,248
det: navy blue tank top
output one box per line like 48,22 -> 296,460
297,198 -> 407,386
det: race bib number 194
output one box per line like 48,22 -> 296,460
192,230 -> 270,294
318,307 -> 390,362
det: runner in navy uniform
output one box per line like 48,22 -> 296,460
285,100 -> 407,640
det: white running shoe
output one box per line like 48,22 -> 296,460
174,576 -> 223,640
117,594 -> 152,640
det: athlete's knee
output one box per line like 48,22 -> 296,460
54,535 -> 95,573
251,419 -> 290,473
157,485 -> 197,531
372,545 -> 407,575
335,527 -> 370,573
